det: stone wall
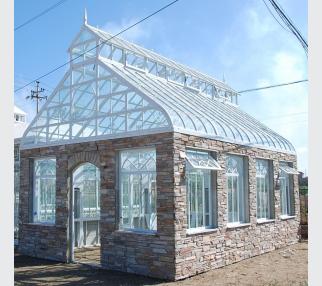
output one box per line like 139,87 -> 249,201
18,131 -> 300,280
18,133 -> 176,279
18,146 -> 69,261
97,133 -> 176,280
172,132 -> 300,280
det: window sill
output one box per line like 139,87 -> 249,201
280,215 -> 296,220
24,222 -> 56,227
257,219 -> 275,224
186,228 -> 218,236
226,222 -> 251,229
115,229 -> 157,236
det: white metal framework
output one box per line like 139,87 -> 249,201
21,21 -> 296,154
279,164 -> 299,175
186,149 -> 221,170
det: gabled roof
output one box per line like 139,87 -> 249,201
101,59 -> 295,153
20,23 -> 295,154
14,105 -> 26,115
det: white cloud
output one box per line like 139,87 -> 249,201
218,2 -> 308,172
245,7 -> 277,39
102,18 -> 150,43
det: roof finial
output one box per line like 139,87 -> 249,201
222,72 -> 226,83
84,8 -> 88,25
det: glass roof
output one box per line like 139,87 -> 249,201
20,24 -> 295,154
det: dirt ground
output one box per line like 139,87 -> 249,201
14,241 -> 307,286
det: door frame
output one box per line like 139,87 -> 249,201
67,162 -> 101,263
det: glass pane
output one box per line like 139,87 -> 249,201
33,158 -> 56,224
256,159 -> 270,219
186,169 -> 212,229
119,149 -> 157,231
126,52 -> 146,70
73,163 -> 100,219
280,176 -> 287,215
226,155 -> 245,223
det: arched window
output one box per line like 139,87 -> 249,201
226,155 -> 248,224
119,148 -> 157,232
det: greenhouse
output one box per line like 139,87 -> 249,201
17,16 -> 300,281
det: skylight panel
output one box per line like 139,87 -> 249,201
186,149 -> 222,170
279,164 -> 299,175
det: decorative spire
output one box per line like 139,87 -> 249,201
84,8 -> 88,25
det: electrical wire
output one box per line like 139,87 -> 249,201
262,0 -> 290,33
14,0 -> 180,93
266,0 -> 307,55
14,74 -> 54,92
238,79 -> 308,93
15,0 -> 69,31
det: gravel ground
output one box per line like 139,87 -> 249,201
14,241 -> 307,286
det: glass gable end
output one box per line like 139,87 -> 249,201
21,59 -> 170,148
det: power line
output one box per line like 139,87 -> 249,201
238,79 -> 308,93
14,73 -> 55,91
15,0 -> 69,31
14,0 -> 180,93
26,81 -> 47,113
266,0 -> 307,55
262,0 -> 290,33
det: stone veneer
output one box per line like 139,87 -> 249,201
18,133 -> 176,279
172,132 -> 300,280
18,131 -> 300,281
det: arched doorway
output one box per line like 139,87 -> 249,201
71,162 -> 101,265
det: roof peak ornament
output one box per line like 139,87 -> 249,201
84,8 -> 88,25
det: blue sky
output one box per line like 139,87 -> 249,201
14,0 -> 308,173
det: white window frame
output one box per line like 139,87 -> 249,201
226,154 -> 248,226
118,148 -> 157,233
279,162 -> 296,217
186,149 -> 218,232
32,157 -> 56,224
256,159 -> 274,221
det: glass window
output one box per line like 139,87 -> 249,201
14,146 -> 20,240
279,162 -> 296,216
226,155 -> 248,224
256,159 -> 273,220
119,148 -> 157,231
33,158 -> 56,224
186,150 -> 217,230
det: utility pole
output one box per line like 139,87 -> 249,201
26,81 -> 47,113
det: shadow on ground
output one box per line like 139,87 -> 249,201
15,242 -> 308,286
15,253 -> 164,286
